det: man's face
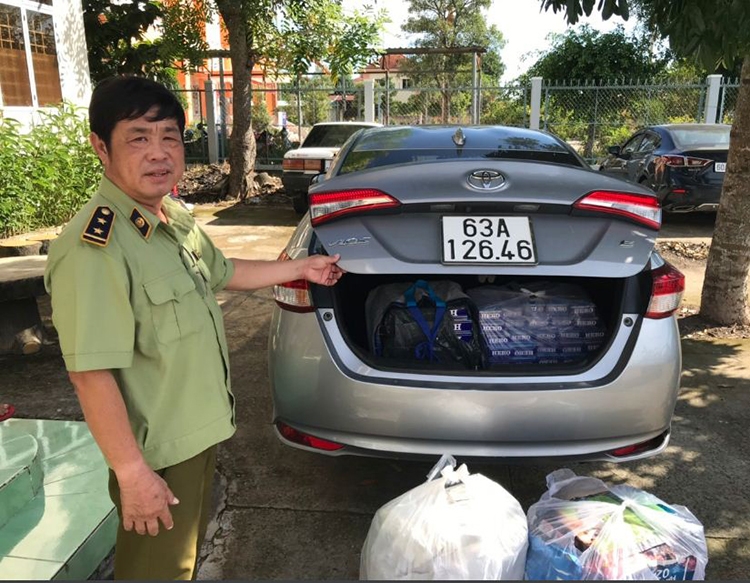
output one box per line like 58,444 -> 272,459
90,106 -> 185,207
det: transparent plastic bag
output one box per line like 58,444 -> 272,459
525,469 -> 708,580
467,282 -> 606,366
360,456 -> 528,580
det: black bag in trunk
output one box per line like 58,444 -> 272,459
365,280 -> 482,369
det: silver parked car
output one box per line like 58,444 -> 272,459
269,125 -> 685,462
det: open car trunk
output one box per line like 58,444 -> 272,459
312,271 -> 652,376
305,154 -> 661,377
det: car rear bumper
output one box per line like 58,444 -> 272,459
268,310 -> 682,462
281,172 -> 315,196
661,183 -> 722,213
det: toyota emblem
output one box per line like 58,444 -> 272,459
468,170 -> 505,190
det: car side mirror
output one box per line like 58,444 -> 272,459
310,173 -> 325,186
607,145 -> 621,156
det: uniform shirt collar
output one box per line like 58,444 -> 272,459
97,176 -> 192,241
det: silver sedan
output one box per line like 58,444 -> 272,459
268,125 -> 684,462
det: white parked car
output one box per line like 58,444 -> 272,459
282,121 -> 381,213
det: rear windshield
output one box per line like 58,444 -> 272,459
302,124 -> 373,148
339,130 -> 583,174
670,127 -> 731,148
339,148 -> 581,174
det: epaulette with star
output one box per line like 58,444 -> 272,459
81,206 -> 115,247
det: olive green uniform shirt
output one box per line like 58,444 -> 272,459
44,177 -> 236,470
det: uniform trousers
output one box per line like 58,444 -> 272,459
108,446 -> 217,580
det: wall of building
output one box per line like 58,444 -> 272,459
53,0 -> 91,107
0,0 -> 91,130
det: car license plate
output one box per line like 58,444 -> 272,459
714,162 -> 726,173
442,216 -> 537,264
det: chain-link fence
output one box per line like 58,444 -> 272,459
175,74 -> 737,166
174,86 -> 231,164
719,78 -> 739,124
480,85 -> 529,127
541,80 -> 707,163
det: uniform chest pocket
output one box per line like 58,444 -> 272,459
143,272 -> 204,344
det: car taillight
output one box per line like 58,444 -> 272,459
276,421 -> 344,451
309,189 -> 400,226
272,251 -> 314,313
661,155 -> 712,168
282,158 -> 304,171
609,431 -> 669,458
573,191 -> 661,230
646,262 -> 685,319
303,159 -> 324,172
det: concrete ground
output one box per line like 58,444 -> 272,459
1,204 -> 747,580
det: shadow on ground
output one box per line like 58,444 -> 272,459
197,201 -> 300,228
659,212 -> 716,240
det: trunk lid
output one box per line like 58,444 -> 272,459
312,160 -> 658,278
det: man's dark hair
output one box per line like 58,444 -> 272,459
89,76 -> 186,147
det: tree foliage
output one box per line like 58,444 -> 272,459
198,0 -> 385,197
286,76 -> 334,127
404,0 -> 505,78
0,104 -> 100,238
400,0 -> 505,122
629,0 -> 750,69
541,0 -> 750,69
82,0 -> 206,85
83,0 -> 162,83
527,25 -> 668,82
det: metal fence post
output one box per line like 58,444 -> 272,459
364,79 -> 375,122
218,58 -> 228,158
296,72 -> 303,141
471,51 -> 478,124
477,65 -> 483,124
704,74 -> 722,123
340,77 -> 347,121
385,70 -> 390,125
589,84 -> 600,160
530,77 -> 542,129
204,80 -> 219,164
522,85 -> 528,127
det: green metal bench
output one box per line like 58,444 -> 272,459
0,419 -> 116,580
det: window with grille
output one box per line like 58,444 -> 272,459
0,1 -> 61,107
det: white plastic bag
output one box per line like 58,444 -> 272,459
525,469 -> 708,580
360,456 -> 528,580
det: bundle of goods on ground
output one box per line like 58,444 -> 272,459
360,463 -> 707,581
360,456 -> 528,580
525,469 -> 707,580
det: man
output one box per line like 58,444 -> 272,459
43,76 -> 344,580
